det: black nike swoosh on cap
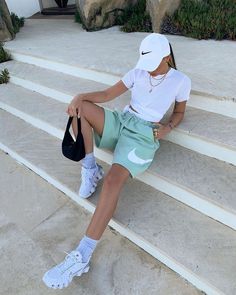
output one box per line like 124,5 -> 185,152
141,51 -> 152,55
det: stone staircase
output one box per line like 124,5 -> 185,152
2,149 -> 201,295
0,48 -> 235,295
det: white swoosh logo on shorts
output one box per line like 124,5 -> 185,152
127,148 -> 152,165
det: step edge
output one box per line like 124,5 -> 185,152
2,78 -> 236,166
2,59 -> 236,120
6,50 -> 236,104
9,76 -> 236,152
1,101 -> 236,232
188,94 -> 236,119
8,71 -> 236,121
8,51 -> 120,85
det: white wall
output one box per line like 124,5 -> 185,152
6,0 -> 40,17
5,0 -> 75,17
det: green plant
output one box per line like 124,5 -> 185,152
115,0 -> 152,33
74,9 -> 88,30
74,10 -> 82,24
0,68 -> 10,84
10,12 -> 25,34
0,42 -> 11,63
162,0 -> 236,40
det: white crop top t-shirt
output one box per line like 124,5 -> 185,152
121,67 -> 191,122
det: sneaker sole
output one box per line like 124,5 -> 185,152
42,265 -> 90,289
75,265 -> 90,276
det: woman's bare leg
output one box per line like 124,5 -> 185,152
86,164 -> 130,240
72,116 -> 93,154
71,100 -> 105,154
70,101 -> 130,239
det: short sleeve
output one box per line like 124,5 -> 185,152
121,68 -> 136,90
175,75 -> 192,102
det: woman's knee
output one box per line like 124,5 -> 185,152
80,101 -> 94,117
103,165 -> 129,189
80,101 -> 105,136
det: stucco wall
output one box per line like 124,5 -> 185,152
6,0 -> 40,17
5,0 -> 75,17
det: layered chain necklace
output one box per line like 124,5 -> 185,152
148,67 -> 171,93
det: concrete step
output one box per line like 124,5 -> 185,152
2,53 -> 236,120
4,18 -> 236,106
0,82 -> 236,231
0,60 -> 236,166
0,151 -> 201,295
0,110 -> 235,295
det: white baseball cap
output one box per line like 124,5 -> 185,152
135,33 -> 170,72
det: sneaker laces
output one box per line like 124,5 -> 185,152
80,166 -> 97,185
57,250 -> 81,273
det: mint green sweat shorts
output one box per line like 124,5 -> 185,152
94,107 -> 160,178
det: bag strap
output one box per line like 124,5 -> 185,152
77,117 -> 83,136
66,116 -> 83,137
65,116 -> 73,133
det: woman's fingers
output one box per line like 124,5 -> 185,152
66,105 -> 79,117
153,124 -> 171,140
153,124 -> 165,140
66,98 -> 83,117
66,108 -> 72,116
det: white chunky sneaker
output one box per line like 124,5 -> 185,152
79,163 -> 104,198
42,250 -> 90,289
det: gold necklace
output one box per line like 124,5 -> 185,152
148,67 -> 171,93
150,74 -> 166,81
149,72 -> 168,93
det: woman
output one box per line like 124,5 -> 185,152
43,33 -> 191,289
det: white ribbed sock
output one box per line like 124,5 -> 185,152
76,235 -> 100,263
82,152 -> 96,169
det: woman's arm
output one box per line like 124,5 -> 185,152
154,100 -> 187,139
67,80 -> 128,116
76,80 -> 128,103
165,100 -> 186,129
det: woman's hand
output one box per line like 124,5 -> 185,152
153,123 -> 171,140
66,94 -> 84,117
